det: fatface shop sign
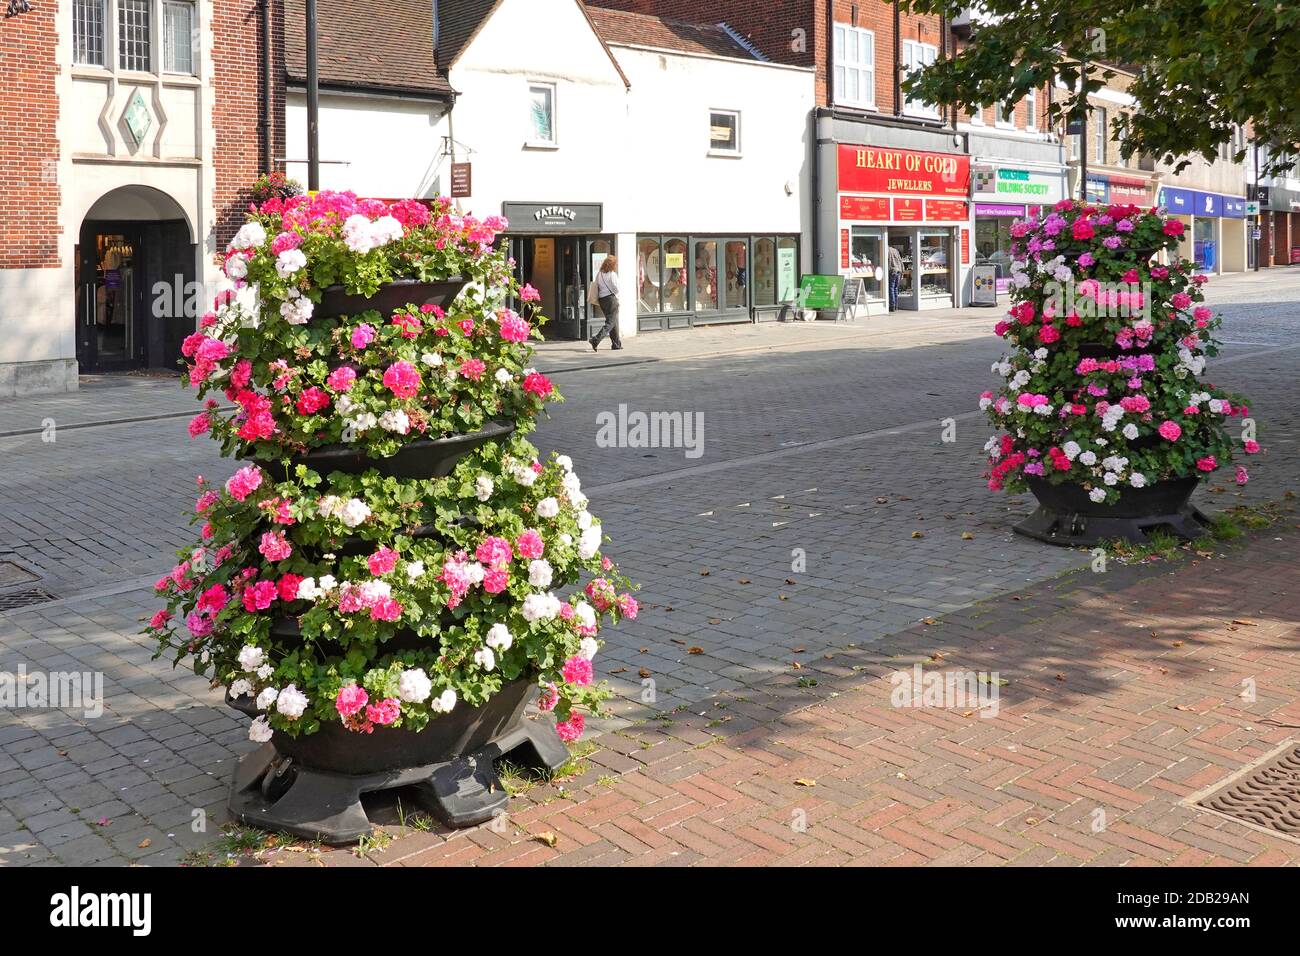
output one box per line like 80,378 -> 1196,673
838,145 -> 970,197
501,202 -> 603,232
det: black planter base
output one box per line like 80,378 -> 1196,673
1014,476 -> 1211,547
227,718 -> 570,844
1013,505 -> 1211,548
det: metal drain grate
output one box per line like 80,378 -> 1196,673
1199,745 -> 1300,838
0,588 -> 58,611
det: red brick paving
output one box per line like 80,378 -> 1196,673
268,528 -> 1300,867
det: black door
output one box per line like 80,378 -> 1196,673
76,219 -> 195,373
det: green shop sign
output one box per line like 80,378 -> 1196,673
796,274 -> 844,310
993,169 -> 1049,197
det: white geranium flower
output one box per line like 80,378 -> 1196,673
225,255 -> 248,280
1033,348 -> 1048,361
248,716 -> 274,743
512,464 -> 538,487
1062,441 -> 1081,460
405,560 -> 425,582
237,645 -> 265,673
317,574 -> 337,592
1089,487 -> 1107,503
474,647 -> 496,671
230,679 -> 254,699
578,524 -> 603,560
297,577 -> 321,601
1079,451 -> 1097,466
562,472 -> 582,498
370,215 -> 404,245
275,248 -> 306,278
485,623 -> 513,651
256,663 -> 274,680
1122,423 -> 1139,440
578,637 -> 599,661
276,685 -> 309,719
280,296 -> 313,325
536,497 -> 560,518
230,222 -> 266,251
339,498 -> 372,528
522,592 -> 561,622
1103,472 -> 1119,486
559,533 -> 573,547
528,559 -> 553,587
556,455 -> 574,472
577,510 -> 593,531
421,351 -> 443,367
573,601 -> 596,630
1130,473 -> 1147,488
495,368 -> 512,384
379,409 -> 410,434
342,214 -> 376,254
475,475 -> 494,501
431,688 -> 457,714
398,669 -> 432,704
256,686 -> 279,710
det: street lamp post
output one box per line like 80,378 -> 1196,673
306,0 -> 320,191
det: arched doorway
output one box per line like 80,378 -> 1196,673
75,186 -> 196,373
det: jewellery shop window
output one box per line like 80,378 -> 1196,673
917,230 -> 953,297
849,227 -> 886,299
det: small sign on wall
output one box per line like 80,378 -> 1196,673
451,163 -> 472,198
960,229 -> 970,265
840,229 -> 850,269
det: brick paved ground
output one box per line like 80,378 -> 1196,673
0,270 -> 1297,865
266,525 -> 1300,867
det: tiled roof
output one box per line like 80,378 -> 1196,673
435,0 -> 504,69
284,0 -> 453,99
586,6 -> 763,60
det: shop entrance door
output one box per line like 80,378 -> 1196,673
886,228 -> 916,311
76,219 -> 194,373
514,235 -> 615,341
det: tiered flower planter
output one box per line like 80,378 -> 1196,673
149,193 -> 637,844
981,201 -> 1260,547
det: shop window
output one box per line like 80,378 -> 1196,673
637,237 -> 662,313
73,0 -> 107,66
663,238 -> 688,312
917,231 -> 953,297
118,0 -> 152,72
709,110 -> 740,155
833,24 -> 875,110
723,240 -> 747,309
693,240 -> 718,312
849,227 -> 885,299
753,239 -> 776,307
975,218 -> 1015,288
527,82 -> 557,147
902,41 -> 939,119
776,237 -> 798,303
163,1 -> 195,75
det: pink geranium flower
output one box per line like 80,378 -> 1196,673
336,684 -> 368,719
515,529 -> 544,560
458,358 -> 486,381
1158,421 -> 1182,442
555,712 -> 585,743
561,656 -> 594,686
259,531 -> 293,562
367,547 -> 399,576
382,361 -> 421,399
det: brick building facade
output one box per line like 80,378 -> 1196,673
0,0 -> 284,396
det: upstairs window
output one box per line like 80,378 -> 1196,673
118,0 -> 152,72
1092,106 -> 1108,164
902,41 -> 939,119
527,82 -> 557,147
73,0 -> 106,66
833,25 -> 875,109
1024,92 -> 1037,130
709,110 -> 740,155
996,97 -> 1016,129
163,1 -> 195,75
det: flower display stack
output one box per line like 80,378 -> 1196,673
148,192 -> 637,842
981,199 -> 1261,546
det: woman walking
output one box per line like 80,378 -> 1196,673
589,255 -> 622,351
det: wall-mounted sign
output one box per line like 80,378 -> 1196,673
1107,176 -> 1154,205
973,165 -> 1056,200
1085,174 -> 1109,203
1158,188 -> 1245,219
837,145 -> 970,197
960,228 -> 970,265
450,162 -> 472,198
840,195 -> 891,221
1245,201 -> 1260,216
893,198 -> 923,221
840,229 -> 850,269
122,89 -> 152,146
777,247 -> 798,302
974,202 -> 1026,218
925,199 -> 970,222
501,201 -> 603,232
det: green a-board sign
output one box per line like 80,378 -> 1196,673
797,274 -> 844,310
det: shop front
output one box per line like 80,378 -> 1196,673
971,163 -> 1067,294
1256,186 -> 1300,267
634,233 -> 800,331
1158,188 -> 1248,273
502,202 -> 612,342
836,144 -> 972,312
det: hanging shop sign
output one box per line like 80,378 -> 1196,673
839,196 -> 891,221
450,162 -> 472,198
838,145 -> 970,197
501,201 -> 603,232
